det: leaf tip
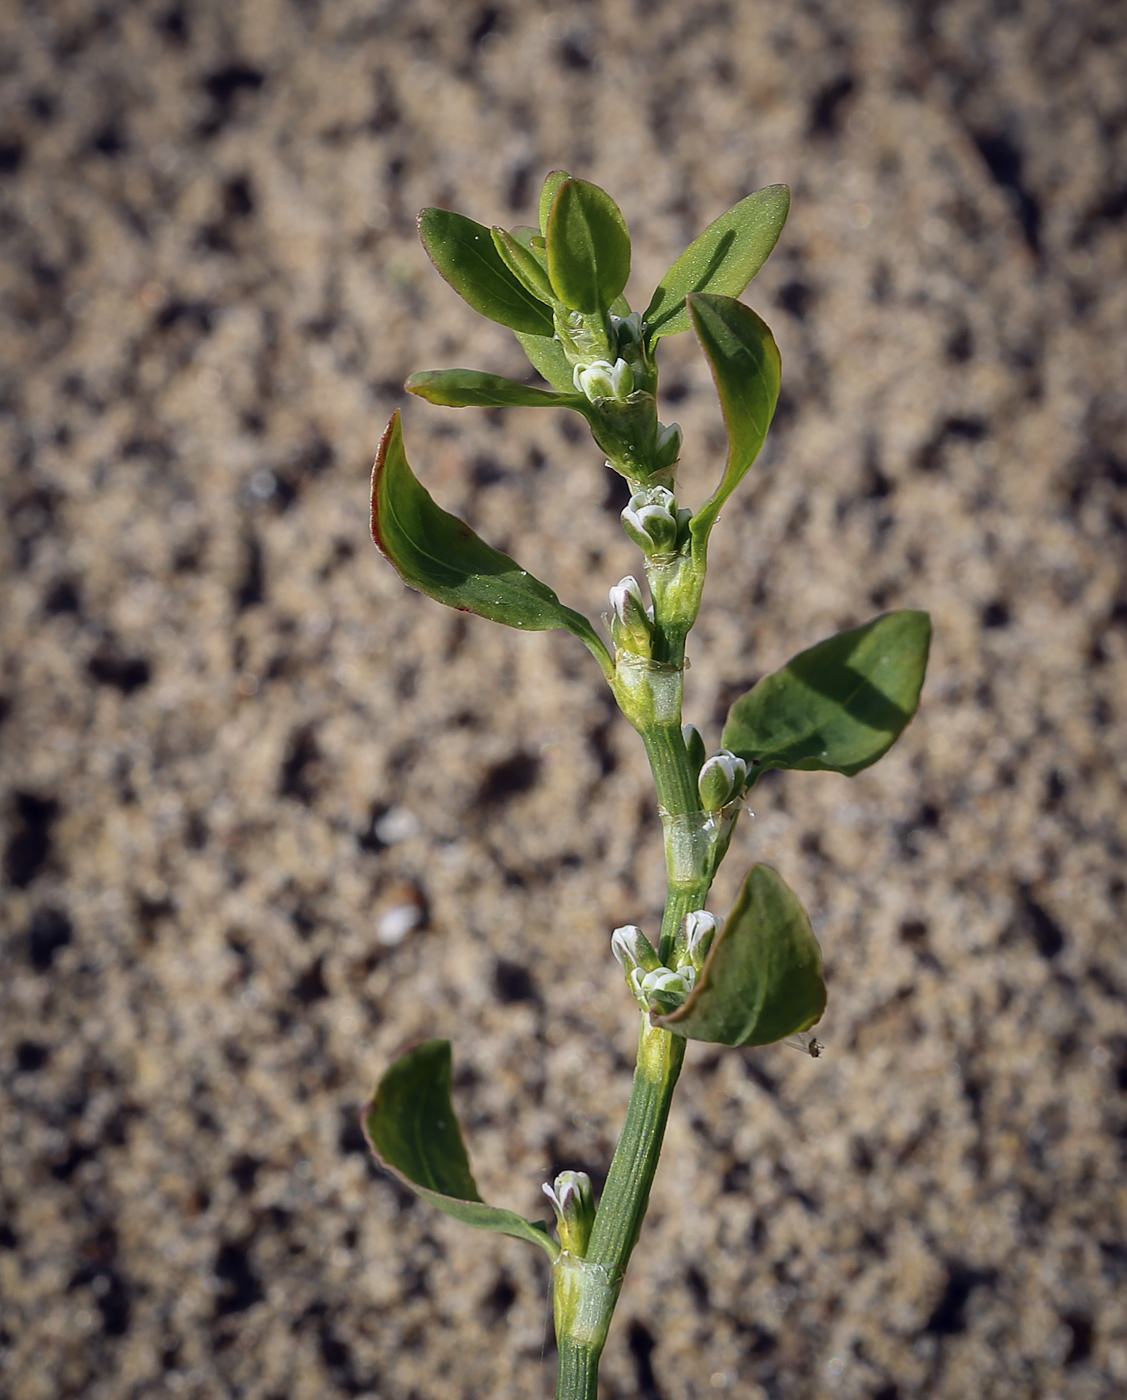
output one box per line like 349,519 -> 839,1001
370,409 -> 403,556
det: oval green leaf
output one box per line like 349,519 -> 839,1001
418,208 -> 555,336
546,178 -> 631,314
491,226 -> 558,304
371,413 -> 612,673
722,611 -> 932,783
643,185 -> 790,339
364,1039 -> 559,1258
687,292 -> 781,554
540,169 -> 572,235
655,865 -> 826,1047
406,368 -> 587,411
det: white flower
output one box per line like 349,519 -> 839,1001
621,488 -> 679,553
542,1171 -> 595,1254
697,750 -> 748,810
609,575 -> 645,624
574,357 -> 635,403
683,910 -> 718,961
611,311 -> 644,349
634,965 -> 696,1011
655,421 -> 683,467
608,575 -> 654,655
611,924 -> 658,972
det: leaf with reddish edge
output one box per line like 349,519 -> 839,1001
370,412 -> 612,676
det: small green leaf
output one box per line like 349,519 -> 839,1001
540,169 -> 571,235
655,865 -> 826,1047
364,1039 -> 559,1259
546,178 -> 631,314
687,293 -> 781,552
491,226 -> 558,304
418,208 -> 555,336
643,185 -> 790,339
513,210 -> 631,385
514,330 -> 577,392
371,413 -> 612,674
508,224 -> 550,264
722,611 -> 932,782
406,368 -> 587,411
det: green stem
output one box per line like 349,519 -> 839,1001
639,721 -> 698,815
639,723 -> 713,962
553,695 -> 703,1400
587,1017 -> 686,1269
555,1337 -> 600,1400
553,1020 -> 685,1400
659,882 -> 708,959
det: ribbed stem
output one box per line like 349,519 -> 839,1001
586,1018 -> 686,1269
553,629 -> 711,1399
555,1339 -> 600,1400
658,882 -> 708,962
553,1021 -> 684,1400
639,722 -> 698,816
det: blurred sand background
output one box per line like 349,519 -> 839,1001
2,1 -> 1126,1397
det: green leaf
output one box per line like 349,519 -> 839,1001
656,865 -> 826,1047
418,208 -> 554,336
371,413 -> 612,674
539,169 -> 571,235
510,219 -> 632,385
687,293 -> 781,551
514,330 -> 577,392
546,178 -> 631,314
491,226 -> 558,304
364,1039 -> 559,1259
506,225 -> 571,388
722,611 -> 932,783
406,368 -> 587,411
509,224 -> 546,254
643,185 -> 790,339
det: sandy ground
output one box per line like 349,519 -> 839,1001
2,1 -> 1126,1397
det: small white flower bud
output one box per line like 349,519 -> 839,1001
542,1170 -> 595,1255
612,311 -> 644,349
621,490 -> 679,554
610,924 -> 659,973
697,749 -> 747,810
573,360 -> 612,399
681,724 -> 707,775
635,505 -> 674,536
608,357 -> 634,398
655,421 -> 683,468
637,965 -> 696,1014
574,357 -> 635,404
674,963 -> 698,992
609,575 -> 644,622
683,910 -> 718,962
608,575 -> 654,655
